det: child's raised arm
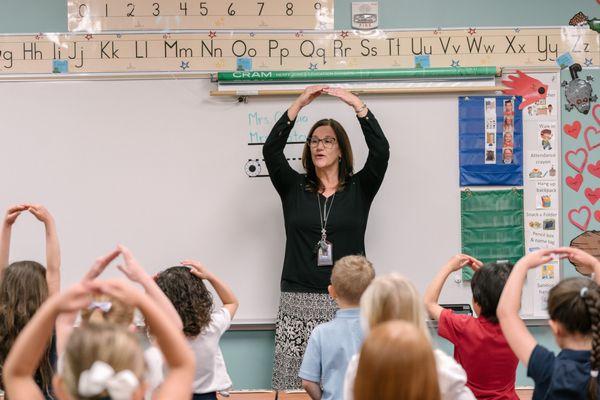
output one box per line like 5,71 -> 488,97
497,249 -> 554,366
3,283 -> 93,400
116,245 -> 183,330
558,246 -> 600,284
183,260 -> 239,318
424,254 -> 482,320
0,205 -> 27,276
56,248 -> 122,355
96,279 -> 195,400
26,205 -> 61,296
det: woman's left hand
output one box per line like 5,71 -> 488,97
323,88 -> 364,111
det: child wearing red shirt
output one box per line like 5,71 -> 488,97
424,255 -> 519,400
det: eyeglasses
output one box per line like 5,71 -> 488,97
307,136 -> 337,149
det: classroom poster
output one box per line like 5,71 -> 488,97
525,151 -> 558,181
533,260 -> 560,315
561,67 -> 600,278
521,71 -> 561,317
535,122 -> 557,152
524,90 -> 558,120
535,181 -> 558,210
525,210 -> 559,252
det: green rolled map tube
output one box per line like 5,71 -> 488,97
217,67 -> 498,83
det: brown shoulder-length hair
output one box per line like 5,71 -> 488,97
354,320 -> 440,400
302,118 -> 354,192
0,261 -> 53,396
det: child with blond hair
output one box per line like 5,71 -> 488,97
345,273 -> 474,400
299,255 -> 375,400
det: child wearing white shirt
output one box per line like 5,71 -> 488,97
156,260 -> 239,400
343,273 -> 475,400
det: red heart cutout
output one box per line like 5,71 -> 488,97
593,103 -> 600,126
585,187 -> 600,204
566,174 -> 584,192
565,148 -> 589,173
569,206 -> 592,231
589,161 -> 600,178
564,121 -> 582,139
584,126 -> 600,151
596,210 -> 600,223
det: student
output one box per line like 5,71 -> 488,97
298,255 -> 375,400
497,247 -> 600,400
354,320 -> 441,400
155,259 -> 239,400
56,245 -> 182,352
2,279 -> 195,400
345,273 -> 474,400
0,204 -> 61,399
424,255 -> 518,399
55,246 -> 182,398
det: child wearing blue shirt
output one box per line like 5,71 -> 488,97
299,255 -> 375,400
498,247 -> 600,400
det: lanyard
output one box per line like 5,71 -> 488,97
317,192 -> 336,240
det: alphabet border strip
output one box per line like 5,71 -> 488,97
0,27 -> 596,75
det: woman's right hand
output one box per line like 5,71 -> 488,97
288,85 -> 328,120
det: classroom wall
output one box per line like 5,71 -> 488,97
2,0 -> 586,389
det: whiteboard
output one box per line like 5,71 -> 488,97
0,77 -> 547,322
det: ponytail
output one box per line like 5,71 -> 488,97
87,307 -> 107,324
582,286 -> 600,400
79,295 -> 134,327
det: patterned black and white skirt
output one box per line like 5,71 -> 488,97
271,291 -> 337,390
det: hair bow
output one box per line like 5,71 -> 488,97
87,301 -> 113,313
78,361 -> 139,400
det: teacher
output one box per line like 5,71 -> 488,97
263,85 -> 390,389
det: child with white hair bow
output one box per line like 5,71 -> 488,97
2,277 -> 195,400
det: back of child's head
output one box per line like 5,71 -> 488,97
59,323 -> 146,400
470,261 -> 513,323
354,320 -> 440,400
360,273 -> 428,338
331,255 -> 375,304
0,261 -> 52,392
80,294 -> 135,327
155,266 -> 213,337
547,277 -> 600,399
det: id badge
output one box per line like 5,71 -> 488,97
317,241 -> 333,267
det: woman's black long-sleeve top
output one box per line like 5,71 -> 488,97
263,109 -> 390,293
